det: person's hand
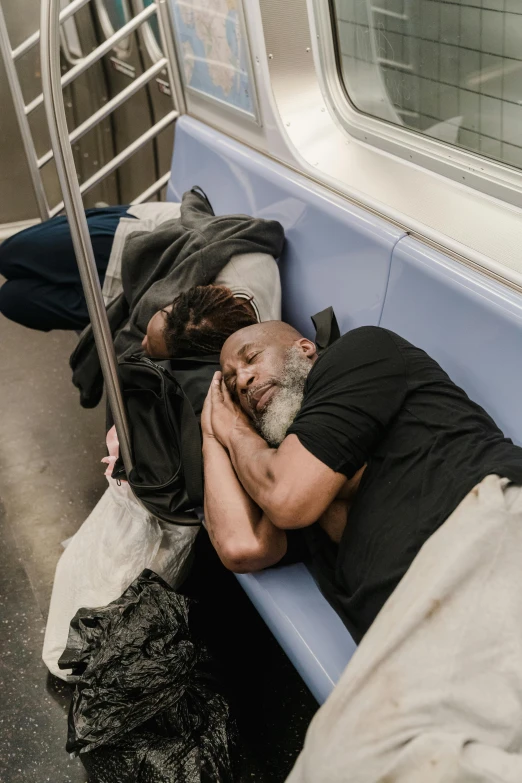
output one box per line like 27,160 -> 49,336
201,382 -> 215,439
210,371 -> 253,448
101,425 -> 121,479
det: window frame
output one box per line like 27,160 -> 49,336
134,0 -> 164,64
94,0 -> 133,59
311,0 -> 522,210
168,0 -> 261,125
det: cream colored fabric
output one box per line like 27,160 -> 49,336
102,203 -> 181,304
102,202 -> 281,321
287,474 -> 522,783
213,251 -> 281,321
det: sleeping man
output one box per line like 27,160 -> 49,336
202,319 -> 522,783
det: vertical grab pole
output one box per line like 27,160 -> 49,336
156,0 -> 186,115
40,0 -> 133,473
0,3 -> 49,221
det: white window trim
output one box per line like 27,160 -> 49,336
249,0 -> 522,289
312,0 -> 522,210
133,0 -> 164,64
94,0 -> 132,59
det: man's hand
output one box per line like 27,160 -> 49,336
209,371 -> 253,449
201,381 -> 215,439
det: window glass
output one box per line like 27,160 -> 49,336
105,0 -> 130,31
141,0 -> 163,62
95,0 -> 131,54
332,0 -> 522,170
143,0 -> 162,50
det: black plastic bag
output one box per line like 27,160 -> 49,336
60,570 -> 237,782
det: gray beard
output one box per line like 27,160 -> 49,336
255,346 -> 311,447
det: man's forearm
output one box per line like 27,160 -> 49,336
203,434 -> 286,571
224,423 -> 350,529
209,374 -> 348,528
225,422 -> 282,515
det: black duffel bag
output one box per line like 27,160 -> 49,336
112,354 -> 220,524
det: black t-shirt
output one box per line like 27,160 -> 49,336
286,326 -> 522,643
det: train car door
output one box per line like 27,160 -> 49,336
132,0 -> 174,198
60,0 -> 119,207
0,0 -> 117,227
93,0 -> 157,202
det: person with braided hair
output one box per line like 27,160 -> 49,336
0,192 -> 283,404
141,248 -> 282,358
141,285 -> 257,358
0,196 -> 283,343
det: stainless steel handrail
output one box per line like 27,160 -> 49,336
131,171 -> 171,204
156,0 -> 186,115
0,3 -> 49,220
12,0 -> 91,61
28,2 -> 157,115
49,109 -> 178,216
77,111 -> 178,193
38,56 -> 168,168
40,0 -> 133,473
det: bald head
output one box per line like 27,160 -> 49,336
220,321 -> 317,442
221,320 -> 304,363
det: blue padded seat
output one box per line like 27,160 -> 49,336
236,565 -> 357,705
380,237 -> 522,446
167,116 -> 408,702
168,116 -> 405,340
168,117 -> 522,703
168,118 -> 522,704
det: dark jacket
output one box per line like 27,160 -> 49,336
70,188 -> 285,408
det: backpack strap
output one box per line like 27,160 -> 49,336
311,306 -> 340,353
179,393 -> 204,509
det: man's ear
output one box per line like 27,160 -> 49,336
296,338 -> 318,361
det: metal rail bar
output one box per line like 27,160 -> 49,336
40,0 -> 133,473
0,4 -> 49,220
38,57 -> 168,168
49,109 -> 178,216
77,110 -> 177,196
156,0 -> 186,115
27,2 -> 157,115
12,0 -> 91,61
131,171 -> 171,205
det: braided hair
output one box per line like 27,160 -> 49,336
163,284 -> 258,357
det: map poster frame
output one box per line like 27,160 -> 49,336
168,0 -> 261,124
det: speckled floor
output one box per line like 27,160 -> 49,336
0,303 -> 317,783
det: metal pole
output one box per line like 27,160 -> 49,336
156,0 -> 186,115
0,3 -> 49,220
12,0 -> 91,61
38,57 -> 168,168
78,111 -> 177,194
49,109 -> 178,216
28,2 -> 157,115
131,172 -> 171,205
40,0 -> 133,473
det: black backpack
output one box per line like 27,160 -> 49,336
112,354 -> 220,524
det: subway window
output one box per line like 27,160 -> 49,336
141,0 -> 164,62
94,0 -> 132,55
331,0 -> 522,170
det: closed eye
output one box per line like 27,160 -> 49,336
225,376 -> 237,396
